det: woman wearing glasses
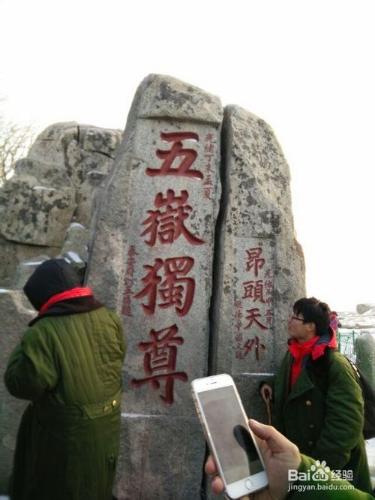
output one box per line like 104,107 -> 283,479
260,297 -> 371,494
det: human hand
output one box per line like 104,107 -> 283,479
205,419 -> 301,500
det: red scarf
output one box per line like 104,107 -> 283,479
288,329 -> 338,386
39,287 -> 94,314
288,336 -> 319,386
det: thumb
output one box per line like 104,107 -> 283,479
249,419 -> 291,453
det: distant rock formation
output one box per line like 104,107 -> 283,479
0,122 -> 122,289
357,304 -> 375,315
339,306 -> 375,330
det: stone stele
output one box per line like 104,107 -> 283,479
211,105 -> 305,430
87,74 -> 222,499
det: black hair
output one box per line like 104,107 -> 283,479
293,297 -> 331,336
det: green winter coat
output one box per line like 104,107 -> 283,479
4,306 -> 126,500
287,455 -> 374,499
273,349 -> 372,494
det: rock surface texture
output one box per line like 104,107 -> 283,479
0,291 -> 34,493
0,122 -> 122,289
87,74 -> 223,500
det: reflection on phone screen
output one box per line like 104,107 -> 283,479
198,386 -> 264,484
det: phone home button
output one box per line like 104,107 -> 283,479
245,478 -> 253,490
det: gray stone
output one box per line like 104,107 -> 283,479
0,122 -> 121,284
27,122 -> 79,167
0,236 -> 57,288
137,73 -> 222,124
13,157 -> 73,189
357,304 -> 375,315
88,74 -> 223,499
13,255 -> 50,290
15,122 -> 122,226
73,125 -> 122,226
211,105 -> 305,416
0,175 -> 76,247
60,223 -> 90,263
114,415 -> 205,500
0,290 -> 34,493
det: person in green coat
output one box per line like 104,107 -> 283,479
4,259 -> 126,500
260,297 -> 372,494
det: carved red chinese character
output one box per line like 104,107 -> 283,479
141,189 -> 204,246
134,258 -> 163,315
131,324 -> 188,405
244,308 -> 268,330
243,336 -> 266,361
146,132 -> 202,179
242,280 -> 266,303
246,248 -> 265,277
135,257 -> 195,316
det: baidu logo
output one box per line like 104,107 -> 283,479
288,460 -> 331,482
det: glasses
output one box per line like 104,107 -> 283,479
290,315 -> 305,322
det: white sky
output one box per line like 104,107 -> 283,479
0,0 -> 374,312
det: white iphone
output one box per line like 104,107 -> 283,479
191,373 -> 268,499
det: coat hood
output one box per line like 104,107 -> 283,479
24,259 -> 82,311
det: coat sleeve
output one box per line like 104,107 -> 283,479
272,353 -> 290,433
287,454 -> 373,499
311,355 -> 364,469
4,325 -> 58,401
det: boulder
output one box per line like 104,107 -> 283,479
0,175 -> 76,247
211,105 -> 305,424
88,74 -> 223,499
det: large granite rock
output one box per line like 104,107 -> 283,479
357,304 -> 375,315
17,122 -> 122,227
211,105 -> 305,422
0,290 -> 34,494
0,123 -> 122,286
13,255 -> 50,291
60,223 -> 90,263
88,74 -> 223,499
0,174 -> 76,246
0,236 -> 57,289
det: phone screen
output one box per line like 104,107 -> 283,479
197,385 -> 264,484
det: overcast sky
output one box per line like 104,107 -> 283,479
0,0 -> 374,311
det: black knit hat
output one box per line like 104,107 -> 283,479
23,259 -> 81,311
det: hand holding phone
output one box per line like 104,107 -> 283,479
206,419 -> 301,500
192,374 -> 268,499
